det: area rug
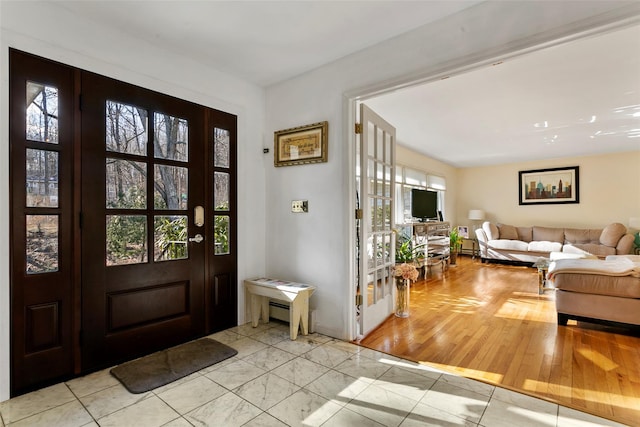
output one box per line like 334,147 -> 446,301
110,338 -> 238,393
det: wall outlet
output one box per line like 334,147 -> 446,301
291,200 -> 308,213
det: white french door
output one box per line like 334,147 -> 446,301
356,104 -> 396,337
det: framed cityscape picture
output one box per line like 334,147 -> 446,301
519,166 -> 579,205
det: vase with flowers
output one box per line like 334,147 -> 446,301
392,263 -> 419,318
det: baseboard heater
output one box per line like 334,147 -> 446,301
269,300 -> 290,322
268,300 -> 315,333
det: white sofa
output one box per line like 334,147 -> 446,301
475,221 -> 634,263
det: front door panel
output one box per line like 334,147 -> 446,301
9,50 -> 76,394
80,72 -> 206,370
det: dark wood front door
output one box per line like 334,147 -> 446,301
79,72 -> 208,371
9,49 -> 238,394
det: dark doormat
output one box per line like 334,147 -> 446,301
110,338 -> 238,394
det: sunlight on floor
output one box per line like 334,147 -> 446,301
576,348 -> 619,371
522,378 -> 639,407
419,361 -> 505,383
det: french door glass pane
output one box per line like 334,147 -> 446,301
106,215 -> 148,266
154,165 -> 188,210
106,101 -> 148,155
26,149 -> 58,207
376,268 -> 384,301
106,158 -> 147,209
383,234 -> 392,264
214,128 -> 230,168
26,215 -> 58,274
366,272 -> 374,307
26,82 -> 58,144
367,159 -> 374,195
385,132 -> 392,163
377,127 -> 383,162
154,112 -> 188,162
214,172 -> 229,211
214,215 -> 230,255
384,265 -> 392,296
384,199 -> 391,229
154,215 -> 188,261
367,122 -> 375,157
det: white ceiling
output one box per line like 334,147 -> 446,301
52,1 -> 640,168
365,23 -> 640,167
54,0 -> 479,86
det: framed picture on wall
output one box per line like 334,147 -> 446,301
274,121 -> 328,167
518,166 -> 579,205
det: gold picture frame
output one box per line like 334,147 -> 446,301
274,121 -> 328,167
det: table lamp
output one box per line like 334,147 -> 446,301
468,209 -> 485,236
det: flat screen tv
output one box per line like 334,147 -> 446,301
411,189 -> 438,221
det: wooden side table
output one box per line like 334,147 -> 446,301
244,278 -> 316,340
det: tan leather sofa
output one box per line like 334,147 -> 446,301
475,221 -> 634,263
549,255 -> 640,326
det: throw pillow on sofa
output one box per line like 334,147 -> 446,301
497,223 -> 518,240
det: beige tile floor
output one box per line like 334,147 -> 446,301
0,321 -> 627,427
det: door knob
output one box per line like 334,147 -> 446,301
188,234 -> 204,243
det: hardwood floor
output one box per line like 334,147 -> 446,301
357,256 -> 640,426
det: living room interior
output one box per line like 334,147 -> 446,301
1,1 -> 640,426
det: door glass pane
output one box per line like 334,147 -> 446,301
154,215 -> 188,261
106,215 -> 148,266
214,172 -> 229,211
384,199 -> 391,230
106,158 -> 147,209
384,265 -> 392,296
376,269 -> 384,301
384,166 -> 391,197
26,149 -> 58,207
376,165 -> 383,196
385,132 -> 392,163
154,165 -> 188,210
366,272 -> 374,307
375,234 -> 383,267
366,235 -> 375,270
377,127 -> 383,162
106,101 -> 148,155
368,197 -> 375,229
154,112 -> 188,162
26,82 -> 58,144
214,128 -> 230,168
26,215 -> 58,274
367,159 -> 374,195
367,122 -> 375,157
214,215 -> 230,255
383,234 -> 392,264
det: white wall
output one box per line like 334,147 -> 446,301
0,2 -> 266,401
264,1 -> 640,340
455,151 -> 640,230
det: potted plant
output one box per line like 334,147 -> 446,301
395,239 -> 414,264
449,227 -> 464,265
